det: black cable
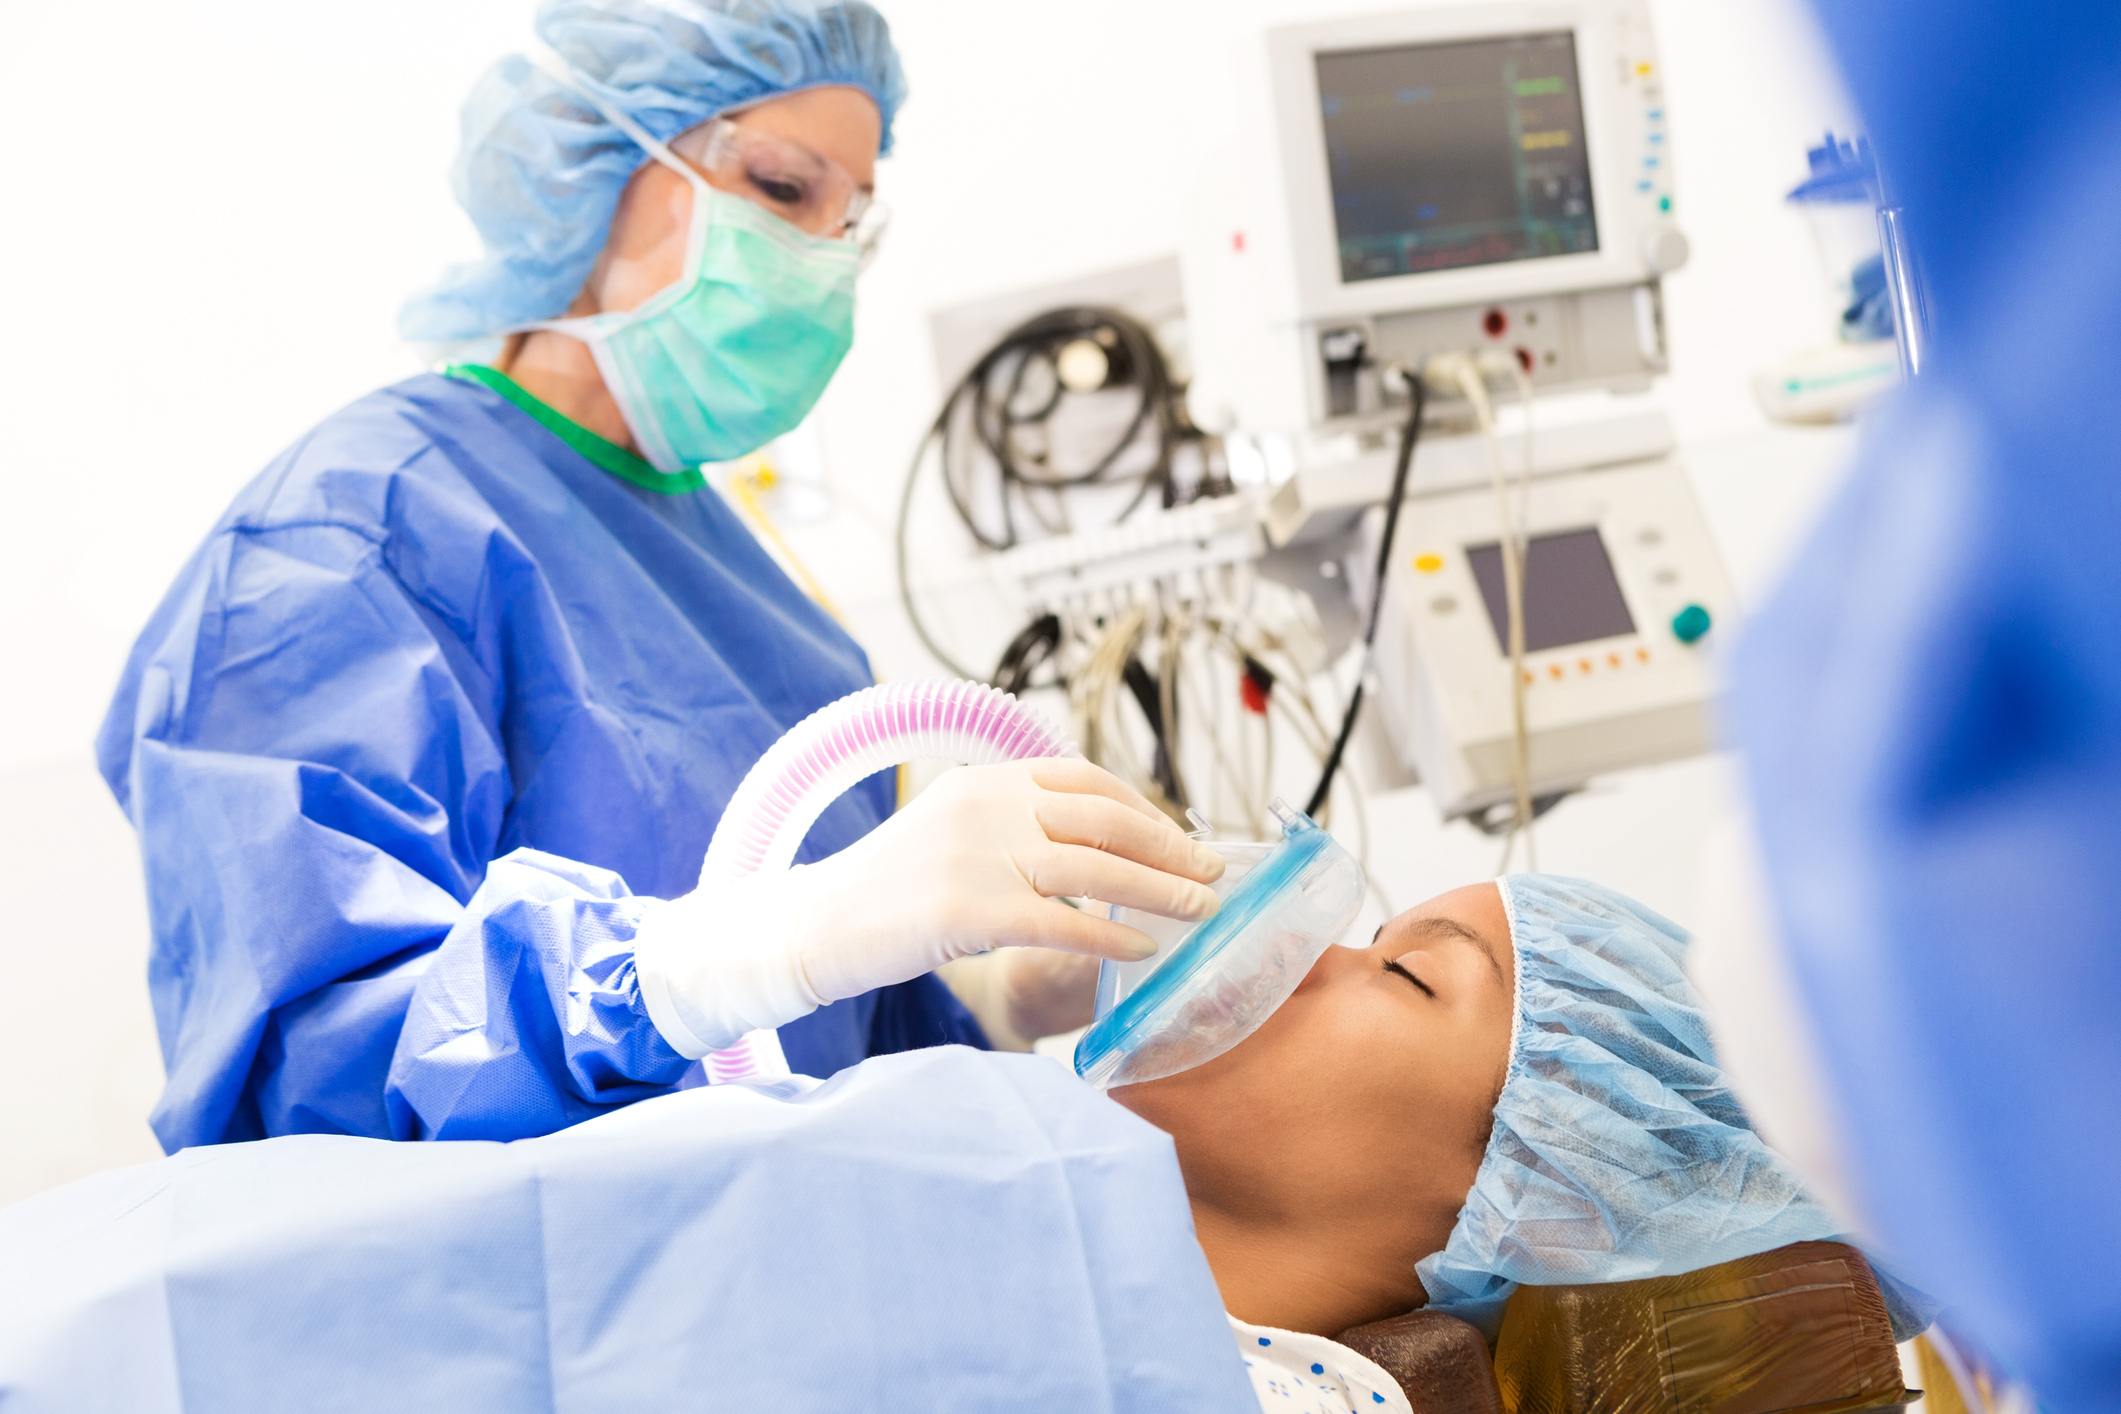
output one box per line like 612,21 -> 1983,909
1303,375 -> 1428,819
992,613 -> 1063,696
1121,654 -> 1186,807
935,305 -> 1197,552
896,304 -> 1201,681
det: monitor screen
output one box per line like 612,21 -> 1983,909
1464,527 -> 1636,653
1315,32 -> 1599,283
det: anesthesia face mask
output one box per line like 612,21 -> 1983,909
1073,800 -> 1366,1090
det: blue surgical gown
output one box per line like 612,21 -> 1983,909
96,369 -> 984,1153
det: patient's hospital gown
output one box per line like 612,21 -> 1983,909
96,369 -> 983,1153
1232,1318 -> 1412,1413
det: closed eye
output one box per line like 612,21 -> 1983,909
748,172 -> 806,207
1384,957 -> 1435,999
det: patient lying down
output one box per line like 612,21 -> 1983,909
1114,875 -> 1914,1413
0,875 -> 1923,1410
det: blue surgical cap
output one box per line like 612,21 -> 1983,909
1416,876 -> 1933,1340
400,0 -> 906,344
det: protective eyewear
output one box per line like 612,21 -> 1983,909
671,118 -> 891,264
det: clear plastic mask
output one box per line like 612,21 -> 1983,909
1073,800 -> 1366,1089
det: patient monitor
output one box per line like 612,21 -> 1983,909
1185,0 -> 1686,435
1182,0 -> 1731,819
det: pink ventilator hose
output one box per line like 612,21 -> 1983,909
699,679 -> 1075,1084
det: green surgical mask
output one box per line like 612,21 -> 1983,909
531,75 -> 862,472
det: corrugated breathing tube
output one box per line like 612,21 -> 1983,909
701,679 -> 1072,1083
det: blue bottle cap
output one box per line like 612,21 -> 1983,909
1786,130 -> 1879,207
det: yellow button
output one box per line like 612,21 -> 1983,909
1635,61 -> 1655,76
1414,553 -> 1444,574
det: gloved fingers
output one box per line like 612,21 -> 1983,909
1024,756 -> 1172,822
1022,842 -> 1221,922
998,947 -> 1100,1041
1033,791 -> 1225,883
1000,900 -> 1159,961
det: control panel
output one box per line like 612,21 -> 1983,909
1364,457 -> 1736,816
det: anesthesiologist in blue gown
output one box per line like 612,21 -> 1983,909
96,0 -> 1225,1151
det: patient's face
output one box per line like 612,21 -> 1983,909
1114,882 -> 1516,1328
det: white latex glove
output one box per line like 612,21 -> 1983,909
936,949 -> 1102,1051
634,758 -> 1225,1059
1000,949 -> 1102,1044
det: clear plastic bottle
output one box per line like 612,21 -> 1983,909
1074,800 -> 1366,1089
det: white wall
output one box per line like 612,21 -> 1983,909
0,0 -> 1860,1203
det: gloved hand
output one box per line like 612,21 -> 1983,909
999,948 -> 1102,1044
633,757 -> 1225,1059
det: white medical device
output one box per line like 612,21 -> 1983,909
1363,459 -> 1733,817
1176,0 -> 1732,819
904,0 -> 1733,830
1183,0 -> 1686,442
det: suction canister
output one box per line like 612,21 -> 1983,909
1073,800 -> 1366,1089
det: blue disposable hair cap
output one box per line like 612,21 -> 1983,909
1417,875 -> 1936,1341
400,0 -> 907,345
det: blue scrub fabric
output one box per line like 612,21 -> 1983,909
0,1048 -> 1256,1413
96,371 -> 983,1154
1735,4 -> 2121,1407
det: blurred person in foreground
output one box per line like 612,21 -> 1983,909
1730,3 -> 2121,1407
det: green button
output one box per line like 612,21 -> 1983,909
1671,604 -> 1712,643
1659,194 -> 1671,212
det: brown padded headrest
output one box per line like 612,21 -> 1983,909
1492,1240 -> 1914,1414
1336,1241 -> 1915,1414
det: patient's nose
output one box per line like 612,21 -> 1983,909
1292,935 -> 1371,995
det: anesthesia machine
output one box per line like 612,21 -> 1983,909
901,0 -> 1736,843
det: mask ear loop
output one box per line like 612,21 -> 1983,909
524,51 -> 720,290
